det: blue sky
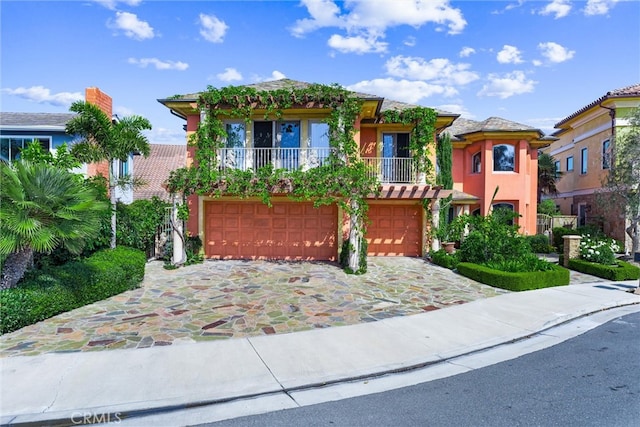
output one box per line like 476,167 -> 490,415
2,0 -> 638,144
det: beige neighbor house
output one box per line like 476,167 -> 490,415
540,83 -> 640,252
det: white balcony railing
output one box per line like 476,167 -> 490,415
217,148 -> 421,184
362,157 -> 419,184
218,147 -> 334,172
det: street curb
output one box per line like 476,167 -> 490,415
4,300 -> 639,427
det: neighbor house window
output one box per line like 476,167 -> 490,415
566,156 -> 574,172
554,160 -> 561,173
493,144 -> 515,172
0,136 -> 51,162
472,152 -> 481,173
602,139 -> 611,169
580,147 -> 588,174
118,158 -> 129,178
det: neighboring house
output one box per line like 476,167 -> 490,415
158,78 -> 545,261
133,144 -> 186,201
445,116 -> 554,235
540,83 -> 640,250
0,112 -> 76,163
0,87 -> 136,204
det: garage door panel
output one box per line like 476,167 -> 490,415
205,201 -> 337,260
366,204 -> 422,257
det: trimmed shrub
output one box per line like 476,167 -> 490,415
525,234 -> 554,254
0,247 -> 146,334
568,259 -> 640,281
552,227 -> 576,252
429,249 -> 459,269
457,262 -> 570,291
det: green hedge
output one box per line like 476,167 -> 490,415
429,249 -> 459,269
568,259 -> 640,281
456,262 -> 570,291
0,247 -> 146,334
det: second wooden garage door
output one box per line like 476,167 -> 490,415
366,204 -> 423,256
204,201 -> 338,260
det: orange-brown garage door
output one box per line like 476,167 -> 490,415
204,201 -> 338,260
366,204 -> 422,256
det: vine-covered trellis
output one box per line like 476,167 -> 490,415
166,83 -> 437,273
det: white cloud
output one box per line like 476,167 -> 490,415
478,71 -> 536,99
2,86 -> 83,107
532,59 -> 543,67
291,0 -> 465,56
538,42 -> 575,63
128,58 -> 189,71
403,36 -> 416,47
199,13 -> 228,43
217,68 -> 243,82
525,117 -> 562,134
252,71 -> 287,83
584,0 -> 620,16
459,47 -> 476,58
108,11 -> 154,40
347,78 -> 458,104
436,103 -> 476,119
497,45 -> 524,64
93,0 -> 142,10
328,34 -> 388,54
539,0 -> 572,19
385,56 -> 479,86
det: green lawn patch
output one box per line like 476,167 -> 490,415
456,262 -> 570,291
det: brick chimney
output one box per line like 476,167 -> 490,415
84,87 -> 112,180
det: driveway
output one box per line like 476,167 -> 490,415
0,258 -> 509,357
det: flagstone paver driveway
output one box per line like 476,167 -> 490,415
0,257 -> 604,358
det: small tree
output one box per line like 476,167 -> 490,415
0,162 -> 109,289
602,107 -> 640,255
66,101 -> 151,248
538,152 -> 563,203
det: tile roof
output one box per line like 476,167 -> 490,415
133,144 -> 186,201
443,116 -> 544,140
555,83 -> 640,128
0,112 -> 76,128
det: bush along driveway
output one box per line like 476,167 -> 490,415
0,258 -> 508,357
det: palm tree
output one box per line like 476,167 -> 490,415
0,162 -> 109,289
538,152 -> 563,203
65,101 -> 151,248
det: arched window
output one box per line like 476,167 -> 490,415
493,144 -> 515,172
472,152 -> 481,173
492,203 -> 515,225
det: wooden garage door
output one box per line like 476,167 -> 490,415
204,201 -> 338,260
366,204 -> 422,256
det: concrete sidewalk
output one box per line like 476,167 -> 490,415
1,280 -> 639,426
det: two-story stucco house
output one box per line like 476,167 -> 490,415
159,79 -> 547,261
540,83 -> 640,250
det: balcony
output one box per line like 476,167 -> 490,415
217,148 -> 422,184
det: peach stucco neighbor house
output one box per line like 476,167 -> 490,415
540,84 -> 640,250
159,79 -> 547,261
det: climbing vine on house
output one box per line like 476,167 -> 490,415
166,83 -> 437,273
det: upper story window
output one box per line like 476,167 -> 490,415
472,152 -> 481,173
118,158 -> 129,178
309,121 -> 330,165
602,139 -> 611,169
382,133 -> 410,158
493,144 -> 515,172
554,160 -> 561,173
580,147 -> 588,174
225,123 -> 246,148
566,156 -> 574,172
0,136 -> 51,163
